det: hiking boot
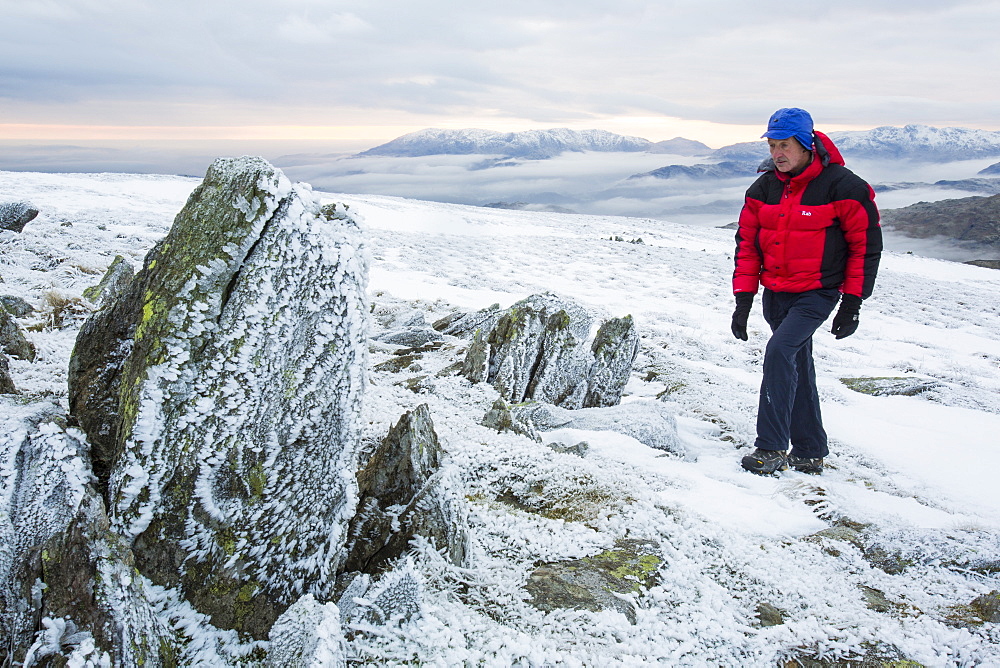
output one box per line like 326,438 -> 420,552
741,448 -> 787,474
788,454 -> 824,474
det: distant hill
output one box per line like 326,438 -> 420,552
359,128 -> 653,159
629,161 -> 756,181
880,193 -> 1000,248
980,162 -> 1000,176
647,137 -> 712,156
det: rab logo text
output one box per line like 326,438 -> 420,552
800,211 -> 812,216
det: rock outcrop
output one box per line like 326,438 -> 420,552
68,156 -> 370,639
459,293 -> 639,409
0,201 -> 39,233
343,404 -> 469,574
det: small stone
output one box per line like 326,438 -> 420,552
0,309 -> 36,361
756,602 -> 786,627
547,441 -> 589,457
971,590 -> 1000,623
0,354 -> 17,394
0,295 -> 34,317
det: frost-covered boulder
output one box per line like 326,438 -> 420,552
68,156 -> 369,638
0,398 -> 171,665
0,308 -> 36,362
266,595 -> 346,668
82,255 -> 134,308
344,404 -> 469,573
461,293 -> 639,409
585,315 -> 641,407
0,201 -> 39,233
372,306 -> 444,348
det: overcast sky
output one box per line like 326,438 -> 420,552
2,0 -> 999,149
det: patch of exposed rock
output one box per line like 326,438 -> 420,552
839,376 -> 941,397
525,539 -> 661,623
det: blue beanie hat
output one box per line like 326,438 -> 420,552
761,107 -> 814,151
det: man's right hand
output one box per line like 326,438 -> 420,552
731,293 -> 754,341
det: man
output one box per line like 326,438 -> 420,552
731,108 -> 882,474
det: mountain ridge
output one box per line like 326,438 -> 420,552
359,124 -> 1000,162
359,127 -> 654,159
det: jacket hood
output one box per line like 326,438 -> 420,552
757,130 -> 845,173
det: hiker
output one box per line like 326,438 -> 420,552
730,108 -> 882,474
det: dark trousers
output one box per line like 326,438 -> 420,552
755,288 -> 840,457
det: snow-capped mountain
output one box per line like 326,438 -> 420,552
360,124 -> 1000,165
831,125 -> 1000,160
359,128 -> 653,159
713,125 -> 1000,162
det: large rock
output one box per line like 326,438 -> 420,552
0,398 -> 171,665
461,293 -> 639,409
0,201 -> 39,233
68,157 -> 369,638
343,404 -> 469,573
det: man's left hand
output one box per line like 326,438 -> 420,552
831,294 -> 862,339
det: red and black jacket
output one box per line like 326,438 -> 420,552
733,131 -> 882,299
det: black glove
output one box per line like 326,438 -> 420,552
731,293 -> 754,341
831,294 -> 862,339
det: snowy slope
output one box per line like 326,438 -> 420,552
2,169 -> 1000,665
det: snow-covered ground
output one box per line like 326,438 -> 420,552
2,168 -> 999,666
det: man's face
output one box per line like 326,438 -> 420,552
767,137 -> 812,174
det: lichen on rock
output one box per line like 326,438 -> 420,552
525,539 -> 661,623
82,255 -> 135,308
70,156 -> 370,638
